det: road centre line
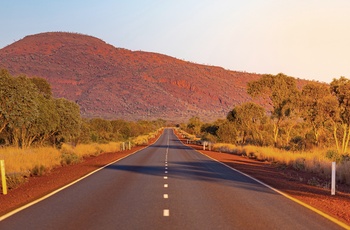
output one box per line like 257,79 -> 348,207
163,209 -> 170,217
164,176 -> 168,179
164,184 -> 168,188
163,194 -> 168,199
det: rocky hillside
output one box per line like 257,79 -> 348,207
0,32 -> 266,122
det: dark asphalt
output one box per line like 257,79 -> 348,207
0,129 -> 345,229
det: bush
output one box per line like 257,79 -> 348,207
289,136 -> 306,151
31,164 -> 47,176
5,173 -> 27,189
325,149 -> 338,161
60,152 -> 80,166
293,158 -> 306,171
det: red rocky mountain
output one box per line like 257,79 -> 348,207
0,32 -> 268,122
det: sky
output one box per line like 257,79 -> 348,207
1,0 -> 350,83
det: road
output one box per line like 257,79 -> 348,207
0,129 -> 345,229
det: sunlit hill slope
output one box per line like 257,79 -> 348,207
0,32 -> 269,122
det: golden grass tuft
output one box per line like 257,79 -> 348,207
0,147 -> 61,175
211,142 -> 350,185
132,135 -> 150,145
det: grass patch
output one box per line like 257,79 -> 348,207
211,142 -> 350,186
0,147 -> 61,175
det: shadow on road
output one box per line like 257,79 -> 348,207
105,159 -> 275,195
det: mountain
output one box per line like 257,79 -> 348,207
0,32 -> 266,122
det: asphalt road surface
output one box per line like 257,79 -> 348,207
0,129 -> 345,229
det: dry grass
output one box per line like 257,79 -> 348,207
131,128 -> 162,146
0,142 -> 125,180
0,147 -> 61,175
212,143 -> 350,185
62,142 -> 122,159
132,135 -> 149,145
177,129 -> 200,142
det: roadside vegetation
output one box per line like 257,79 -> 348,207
179,73 -> 350,186
0,69 -> 165,189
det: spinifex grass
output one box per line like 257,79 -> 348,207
213,143 -> 350,185
0,147 -> 61,175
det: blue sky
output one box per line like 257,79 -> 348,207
1,0 -> 350,83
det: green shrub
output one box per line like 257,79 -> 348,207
289,136 -> 306,151
31,164 -> 47,176
293,158 -> 306,171
60,152 -> 80,166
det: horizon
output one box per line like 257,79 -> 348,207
1,1 -> 350,83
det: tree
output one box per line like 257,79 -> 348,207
54,98 -> 82,145
187,116 -> 202,136
217,120 -> 238,144
300,82 -> 336,146
247,73 -> 300,146
30,77 -> 52,99
88,118 -> 113,143
330,77 -> 350,154
110,119 -> 130,140
5,75 -> 40,148
0,69 -> 12,134
227,102 -> 267,145
32,95 -> 60,145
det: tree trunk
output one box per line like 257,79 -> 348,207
333,123 -> 340,153
273,123 -> 279,147
343,124 -> 350,154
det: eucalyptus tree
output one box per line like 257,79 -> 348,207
247,73 -> 300,146
330,77 -> 350,154
300,82 -> 337,146
216,120 -> 238,144
54,98 -> 82,145
0,69 -> 12,134
33,95 -> 60,145
3,75 -> 39,148
88,118 -> 113,142
227,102 -> 267,145
30,77 -> 53,99
187,116 -> 202,136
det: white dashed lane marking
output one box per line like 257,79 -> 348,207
163,209 -> 170,216
163,134 -> 171,218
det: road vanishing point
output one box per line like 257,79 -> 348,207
0,129 -> 346,229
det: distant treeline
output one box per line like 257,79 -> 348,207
0,69 -> 166,148
182,73 -> 350,161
